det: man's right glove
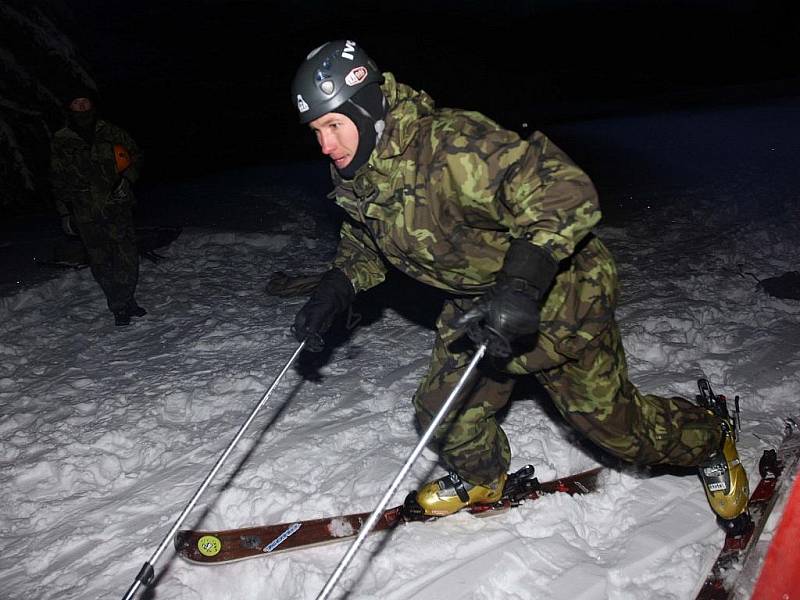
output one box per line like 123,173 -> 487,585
456,239 -> 558,358
292,268 -> 355,352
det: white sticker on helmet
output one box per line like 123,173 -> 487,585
342,40 -> 356,60
296,94 -> 309,113
345,66 -> 368,86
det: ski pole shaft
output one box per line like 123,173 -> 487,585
316,343 -> 487,600
121,340 -> 306,600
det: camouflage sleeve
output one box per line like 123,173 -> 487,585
332,218 -> 388,293
105,123 -> 143,183
502,131 -> 600,261
447,124 -> 600,263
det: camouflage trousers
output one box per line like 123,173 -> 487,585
77,209 -> 139,314
413,236 -> 722,485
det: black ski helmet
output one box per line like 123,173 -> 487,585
292,40 -> 383,124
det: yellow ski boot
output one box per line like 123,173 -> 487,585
699,418 -> 750,523
695,379 -> 750,531
415,471 -> 507,517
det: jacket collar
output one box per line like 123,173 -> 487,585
333,73 -> 435,184
374,72 -> 435,161
62,119 -> 106,142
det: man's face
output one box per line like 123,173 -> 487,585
69,97 -> 93,112
309,113 -> 359,171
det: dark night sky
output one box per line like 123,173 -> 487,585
63,0 -> 800,184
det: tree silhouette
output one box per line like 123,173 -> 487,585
0,0 -> 96,216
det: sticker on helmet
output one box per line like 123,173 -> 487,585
296,94 -> 309,113
345,66 -> 368,87
341,40 -> 356,61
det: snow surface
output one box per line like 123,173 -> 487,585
2,101 -> 800,600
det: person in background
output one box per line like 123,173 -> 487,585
289,40 -> 749,529
50,91 -> 146,326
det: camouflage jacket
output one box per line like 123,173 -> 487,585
50,119 -> 142,224
330,72 -> 601,296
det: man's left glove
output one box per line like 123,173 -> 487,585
292,268 -> 355,352
456,239 -> 558,358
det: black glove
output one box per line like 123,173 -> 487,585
110,176 -> 131,201
456,239 -> 558,358
292,268 -> 355,352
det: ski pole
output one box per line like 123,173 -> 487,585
317,342 -> 487,600
122,340 -> 306,600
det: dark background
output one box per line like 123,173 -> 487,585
63,0 -> 800,184
1,0 -> 798,292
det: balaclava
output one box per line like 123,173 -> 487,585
66,94 -> 98,144
330,82 -> 387,179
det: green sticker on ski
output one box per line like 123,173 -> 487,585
198,535 -> 222,557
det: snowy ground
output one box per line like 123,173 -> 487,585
1,100 -> 799,600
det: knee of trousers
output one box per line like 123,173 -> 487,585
563,394 -> 722,467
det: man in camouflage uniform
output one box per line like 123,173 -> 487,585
50,92 -> 146,326
290,41 -> 749,526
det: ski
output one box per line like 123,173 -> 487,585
174,465 -> 602,565
695,417 -> 800,600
